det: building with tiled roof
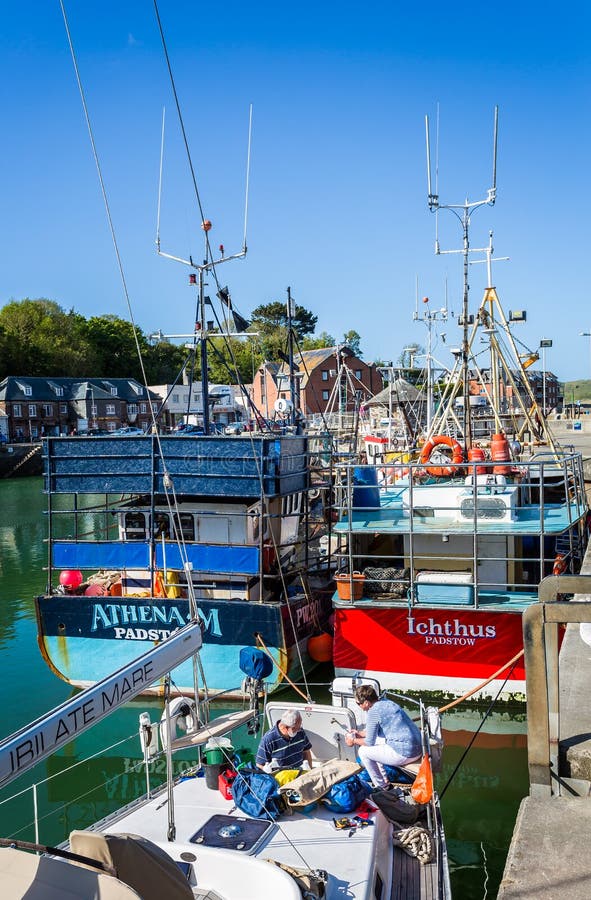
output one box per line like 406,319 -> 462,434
0,376 -> 158,441
251,347 -> 383,420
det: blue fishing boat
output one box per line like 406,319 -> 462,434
35,431 -> 333,697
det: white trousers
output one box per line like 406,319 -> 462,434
358,743 -> 420,788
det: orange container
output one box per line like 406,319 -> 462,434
491,433 -> 511,475
467,446 -> 487,475
335,573 -> 365,601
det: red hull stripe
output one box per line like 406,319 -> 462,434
334,606 -> 526,682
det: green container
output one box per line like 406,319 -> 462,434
203,738 -> 233,767
204,748 -> 225,765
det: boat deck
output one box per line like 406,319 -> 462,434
333,588 -> 539,612
92,773 -> 445,900
100,775 -> 379,899
336,488 -> 585,535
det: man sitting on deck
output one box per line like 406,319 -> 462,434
256,710 -> 313,771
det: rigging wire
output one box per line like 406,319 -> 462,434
439,656 -> 520,800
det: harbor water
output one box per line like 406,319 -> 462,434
0,476 -> 528,897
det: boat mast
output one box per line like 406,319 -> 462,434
413,280 -> 448,433
155,106 -> 253,434
286,286 -> 297,427
425,106 -> 498,449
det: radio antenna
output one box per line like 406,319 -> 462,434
242,104 -> 253,252
156,107 -> 166,253
424,105 -> 499,448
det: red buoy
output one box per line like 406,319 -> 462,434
307,632 -> 333,663
59,569 -> 83,589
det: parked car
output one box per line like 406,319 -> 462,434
224,423 -> 244,435
174,424 -> 204,435
111,426 -> 146,436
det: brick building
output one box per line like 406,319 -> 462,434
251,347 -> 383,421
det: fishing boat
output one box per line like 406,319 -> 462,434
330,112 -> 589,703
34,427 -> 334,697
32,5 -> 337,699
0,622 -> 451,899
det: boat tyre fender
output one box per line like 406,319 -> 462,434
419,435 -> 464,478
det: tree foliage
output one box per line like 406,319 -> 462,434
343,330 -> 362,357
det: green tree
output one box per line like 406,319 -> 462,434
249,300 -> 318,362
343,330 -> 362,357
81,315 -> 149,379
0,298 -> 94,377
301,331 -> 335,351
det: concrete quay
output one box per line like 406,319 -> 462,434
497,558 -> 591,899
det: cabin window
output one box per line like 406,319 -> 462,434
154,512 -> 170,538
124,511 -> 147,540
175,513 -> 195,542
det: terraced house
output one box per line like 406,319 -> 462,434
0,377 -> 159,441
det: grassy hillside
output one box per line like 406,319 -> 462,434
562,381 -> 591,402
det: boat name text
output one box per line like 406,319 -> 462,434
4,661 -> 155,779
90,603 -> 222,638
407,616 -> 496,645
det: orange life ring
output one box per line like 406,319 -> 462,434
552,553 -> 567,575
419,435 -> 464,478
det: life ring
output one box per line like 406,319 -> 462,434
419,435 -> 464,478
552,553 -> 567,575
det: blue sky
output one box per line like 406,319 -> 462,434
1,1 -> 590,381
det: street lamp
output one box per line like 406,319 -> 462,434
540,339 -> 552,415
580,331 -> 591,382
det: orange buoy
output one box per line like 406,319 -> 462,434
307,632 -> 333,663
467,446 -> 487,475
491,433 -> 511,475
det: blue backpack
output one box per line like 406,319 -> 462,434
231,768 -> 284,820
322,774 -> 371,813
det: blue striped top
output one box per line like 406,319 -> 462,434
255,724 -> 312,769
365,699 -> 422,759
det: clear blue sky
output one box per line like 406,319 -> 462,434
1,1 -> 590,381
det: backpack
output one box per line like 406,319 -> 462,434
371,787 -> 422,825
321,774 -> 371,813
231,768 -> 284,820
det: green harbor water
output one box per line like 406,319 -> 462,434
0,476 -> 528,898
